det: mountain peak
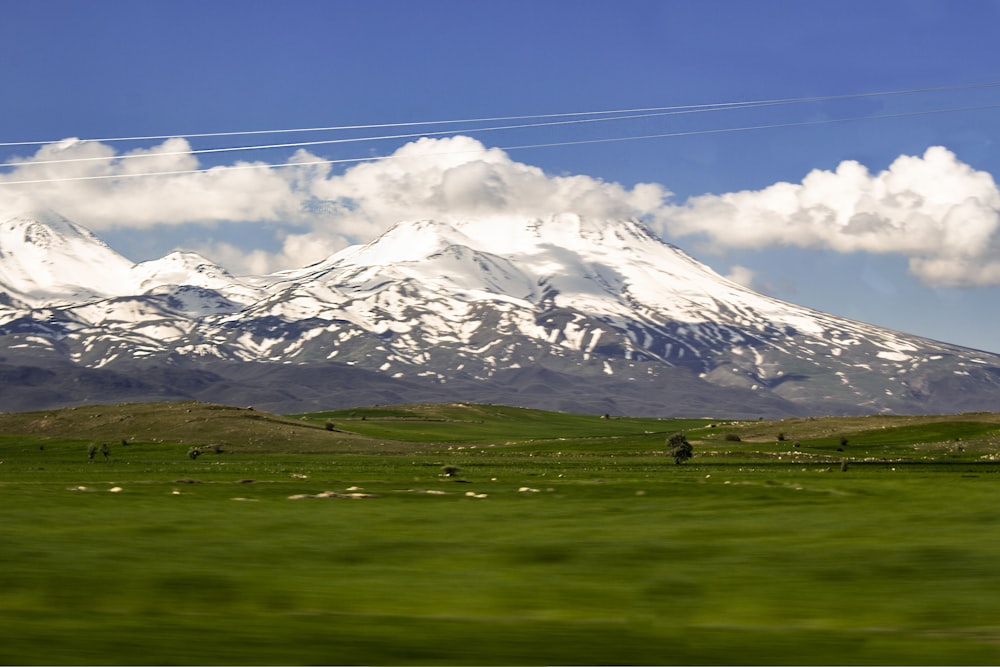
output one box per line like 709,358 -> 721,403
0,209 -> 135,304
2,210 -> 1000,417
2,208 -> 104,248
133,251 -> 234,288
336,214 -> 664,269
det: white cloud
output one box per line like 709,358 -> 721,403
307,136 -> 671,239
1,135 -> 671,273
189,241 -> 277,277
4,137 -> 1000,286
657,146 -> 1000,287
0,138 -> 323,232
724,264 -> 758,289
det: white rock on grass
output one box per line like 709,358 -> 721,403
288,491 -> 378,500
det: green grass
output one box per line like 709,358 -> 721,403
2,402 -> 1000,664
296,402 -> 707,443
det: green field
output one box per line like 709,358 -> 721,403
2,401 -> 1000,665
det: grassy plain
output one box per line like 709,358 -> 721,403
1,402 -> 1000,664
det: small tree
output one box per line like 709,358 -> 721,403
666,433 -> 693,465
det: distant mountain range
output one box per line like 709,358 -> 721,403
1,209 -> 999,417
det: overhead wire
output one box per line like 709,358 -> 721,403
3,102 -> 998,187
0,100 -> 815,169
1,79 -> 998,149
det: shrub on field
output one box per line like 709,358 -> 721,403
724,433 -> 741,442
666,433 -> 693,465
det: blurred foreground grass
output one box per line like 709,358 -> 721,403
1,405 -> 1000,664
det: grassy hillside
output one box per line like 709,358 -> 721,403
2,401 -> 1000,664
5,399 -> 999,459
0,400 -> 399,453
294,402 -> 709,445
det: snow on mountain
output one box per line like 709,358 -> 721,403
2,210 -> 1000,416
131,251 -> 266,314
132,251 -> 236,291
228,214 -> 918,363
0,210 -> 135,305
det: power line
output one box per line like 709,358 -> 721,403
3,102 -> 997,187
5,80 -> 1000,170
1,80 -> 998,149
502,103 -> 1000,153
0,101 -> 795,169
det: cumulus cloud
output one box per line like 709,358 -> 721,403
4,136 -> 1000,286
0,135 -> 670,273
0,137 -> 326,234
656,146 -> 1000,287
724,265 -> 758,289
307,136 -> 670,239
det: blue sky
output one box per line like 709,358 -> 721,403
2,0 -> 1000,352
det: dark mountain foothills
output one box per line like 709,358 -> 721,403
0,354 -> 795,418
2,350 -> 998,419
2,210 -> 1000,418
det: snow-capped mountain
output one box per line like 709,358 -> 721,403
0,210 -> 136,305
1,209 -> 999,416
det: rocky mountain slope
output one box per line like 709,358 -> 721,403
1,209 -> 998,417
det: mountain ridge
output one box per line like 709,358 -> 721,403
1,210 -> 998,417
